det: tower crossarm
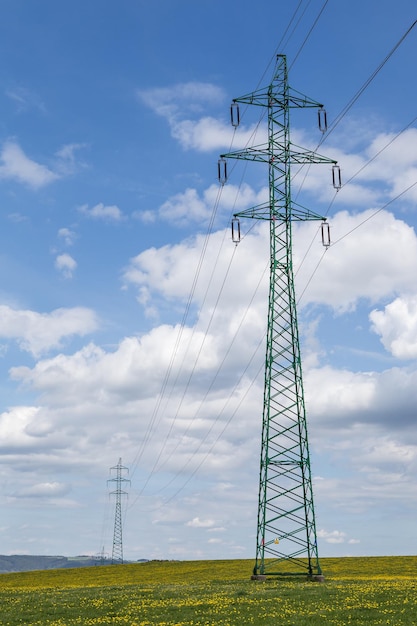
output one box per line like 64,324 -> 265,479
221,144 -> 336,167
232,85 -> 325,110
233,201 -> 328,223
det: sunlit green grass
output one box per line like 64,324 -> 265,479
0,556 -> 416,625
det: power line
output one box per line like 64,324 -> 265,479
291,18 -> 417,206
331,179 -> 417,247
291,19 -> 417,296
130,243 -> 239,499
136,335 -> 266,513
289,0 -> 330,70
126,244 -> 269,510
322,19 -> 417,142
295,115 -> 417,302
129,183 -> 225,480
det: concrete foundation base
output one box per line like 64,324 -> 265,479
250,573 -> 326,583
310,574 -> 325,583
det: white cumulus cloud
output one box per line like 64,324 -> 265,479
0,140 -> 58,189
317,529 -> 348,544
137,81 -> 259,152
57,227 -> 77,247
15,482 -> 71,498
293,209 -> 417,312
186,517 -> 215,528
0,304 -> 98,357
370,295 -> 417,359
78,202 -> 124,221
55,253 -> 77,278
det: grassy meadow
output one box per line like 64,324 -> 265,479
0,556 -> 416,625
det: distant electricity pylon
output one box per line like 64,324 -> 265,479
108,458 -> 130,565
219,54 -> 340,580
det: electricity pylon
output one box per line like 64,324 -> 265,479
108,458 -> 130,564
220,54 -> 339,579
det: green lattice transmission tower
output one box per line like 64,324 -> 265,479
220,54 -> 340,580
108,458 -> 130,565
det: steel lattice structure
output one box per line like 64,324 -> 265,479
220,54 -> 338,579
108,458 -> 130,565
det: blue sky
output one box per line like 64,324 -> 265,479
0,0 -> 417,563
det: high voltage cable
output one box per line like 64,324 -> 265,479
279,0 -> 311,52
224,0 -> 326,159
128,242 -> 239,501
295,111 -> 417,298
128,143 -> 268,497
331,179 -> 417,247
262,0 -> 311,82
293,18 -> 417,203
292,18 -> 417,292
342,114 -> 417,188
136,336 -> 267,513
127,92 -> 259,497
295,111 -> 417,279
128,129 -> 243,483
126,240 -> 270,509
137,256 -> 269,498
289,0 -> 329,70
129,182 -> 225,480
296,177 -> 417,306
321,19 -> 417,143
126,1 -> 292,487
290,17 -> 417,188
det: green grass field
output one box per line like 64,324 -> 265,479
0,556 -> 416,625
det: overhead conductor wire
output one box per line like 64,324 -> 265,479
292,18 -> 417,302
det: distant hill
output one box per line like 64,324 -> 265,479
0,555 -> 113,573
